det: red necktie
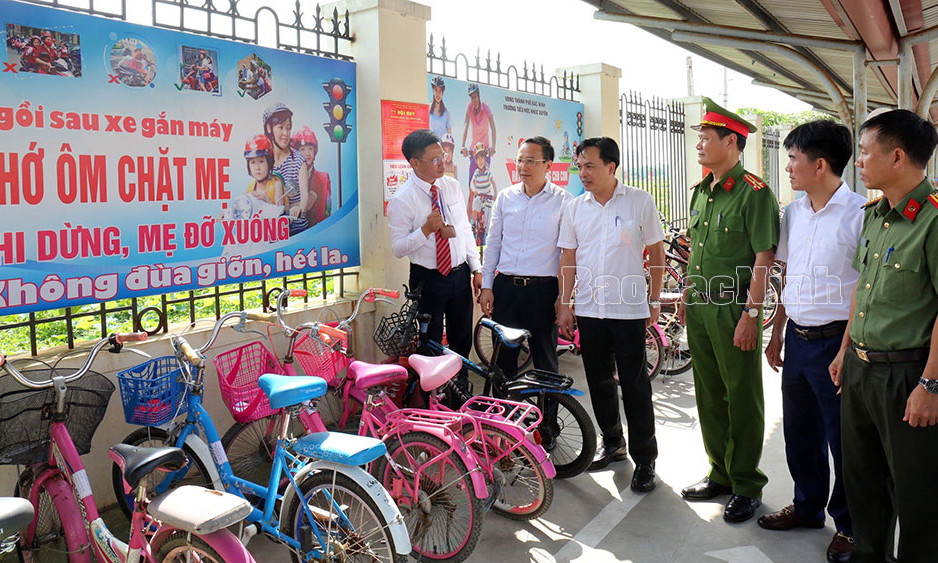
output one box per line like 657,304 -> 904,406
429,185 -> 452,276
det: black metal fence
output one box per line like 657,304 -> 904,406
762,127 -> 781,199
427,34 -> 579,101
619,92 -> 689,227
0,0 -> 358,356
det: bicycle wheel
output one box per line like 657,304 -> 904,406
153,531 -> 225,562
371,432 -> 484,563
478,427 -> 552,521
110,427 -> 214,520
660,313 -> 692,375
472,319 -> 531,371
283,470 -> 399,563
221,412 -> 306,487
662,254 -> 686,294
646,326 -> 663,381
15,470 -> 81,563
509,392 -> 596,479
762,276 -> 781,329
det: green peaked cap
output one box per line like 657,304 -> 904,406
692,96 -> 757,138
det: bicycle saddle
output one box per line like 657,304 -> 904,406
0,497 -> 34,537
479,318 -> 530,348
108,444 -> 187,491
348,361 -> 408,391
408,354 -> 462,392
258,374 -> 327,409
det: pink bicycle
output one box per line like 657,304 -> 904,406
0,333 -> 254,563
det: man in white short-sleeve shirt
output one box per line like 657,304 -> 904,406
761,121 -> 863,563
556,137 -> 665,492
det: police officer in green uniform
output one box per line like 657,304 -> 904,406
677,97 -> 780,523
828,109 -> 938,562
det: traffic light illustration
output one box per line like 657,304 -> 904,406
323,78 -> 353,143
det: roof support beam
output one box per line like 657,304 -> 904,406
853,47 -> 867,192
672,31 -> 853,126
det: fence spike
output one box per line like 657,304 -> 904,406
540,64 -> 545,83
440,36 -> 447,60
293,0 -> 303,27
344,9 -> 349,36
332,7 -> 340,34
428,33 -> 435,56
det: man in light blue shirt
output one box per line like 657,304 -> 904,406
480,136 -> 571,377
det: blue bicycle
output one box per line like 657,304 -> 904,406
111,312 -> 411,563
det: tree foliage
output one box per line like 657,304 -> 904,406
735,107 -> 835,128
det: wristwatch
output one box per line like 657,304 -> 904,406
742,305 -> 760,319
919,376 -> 938,394
649,301 -> 661,309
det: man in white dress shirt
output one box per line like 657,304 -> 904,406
761,120 -> 863,563
556,137 -> 665,491
480,136 -> 571,377
388,129 -> 482,387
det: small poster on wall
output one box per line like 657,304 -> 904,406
381,100 -> 429,213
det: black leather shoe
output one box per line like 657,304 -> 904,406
723,494 -> 761,523
681,477 -> 732,501
630,463 -> 657,492
588,444 -> 629,471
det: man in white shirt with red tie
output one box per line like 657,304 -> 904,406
388,129 -> 482,388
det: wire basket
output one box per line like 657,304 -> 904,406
213,341 -> 285,423
294,330 -> 348,386
0,370 -> 114,465
117,356 -> 188,426
374,299 -> 419,357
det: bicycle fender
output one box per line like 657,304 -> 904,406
150,525 -> 254,562
526,443 -> 557,479
27,469 -> 92,562
389,426 -> 490,499
278,461 -> 412,555
513,387 -> 585,397
650,324 -> 668,347
183,434 -> 224,490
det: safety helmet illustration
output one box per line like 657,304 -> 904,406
291,126 -> 319,150
468,83 -> 480,95
244,134 -> 272,158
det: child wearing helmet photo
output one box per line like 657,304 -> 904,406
441,134 -> 458,180
460,82 -> 497,182
429,76 -> 452,138
292,125 -> 332,226
467,141 -> 496,247
244,134 -> 284,205
263,102 -> 310,236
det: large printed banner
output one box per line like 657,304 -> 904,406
427,75 -> 584,246
0,0 -> 359,315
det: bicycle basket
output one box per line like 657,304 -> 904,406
294,330 -> 348,386
373,299 -> 419,357
117,356 -> 187,426
0,370 -> 114,465
213,341 -> 284,423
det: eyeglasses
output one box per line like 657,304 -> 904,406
515,158 -> 548,166
416,157 -> 445,166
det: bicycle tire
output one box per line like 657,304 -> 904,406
152,531 -> 225,562
15,469 -> 87,563
507,392 -> 596,479
472,318 -> 532,371
371,432 -> 484,563
477,427 -> 553,521
221,413 -> 307,487
646,326 -> 664,381
659,313 -> 692,376
283,470 -> 400,563
110,427 -> 213,520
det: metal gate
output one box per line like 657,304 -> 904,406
762,127 -> 781,199
619,92 -> 688,227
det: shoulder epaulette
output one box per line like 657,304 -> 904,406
742,173 -> 766,191
862,196 -> 883,209
690,180 -> 701,190
927,193 -> 938,211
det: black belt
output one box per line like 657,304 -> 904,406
853,343 -> 929,364
499,274 -> 557,287
790,320 -> 847,342
694,282 -> 750,304
412,262 -> 467,276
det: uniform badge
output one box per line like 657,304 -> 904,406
742,173 -> 766,190
903,198 -> 921,222
863,196 -> 883,209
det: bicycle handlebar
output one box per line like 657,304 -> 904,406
0,332 -> 147,389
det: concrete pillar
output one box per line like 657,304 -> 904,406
333,0 -> 432,360
674,95 -> 704,185
741,113 -> 764,177
556,63 -> 622,144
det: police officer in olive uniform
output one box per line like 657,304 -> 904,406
677,97 -> 780,523
828,109 -> 938,562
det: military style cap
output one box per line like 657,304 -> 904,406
691,96 -> 758,138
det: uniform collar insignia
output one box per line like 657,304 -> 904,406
903,198 -> 921,221
722,176 -> 735,191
